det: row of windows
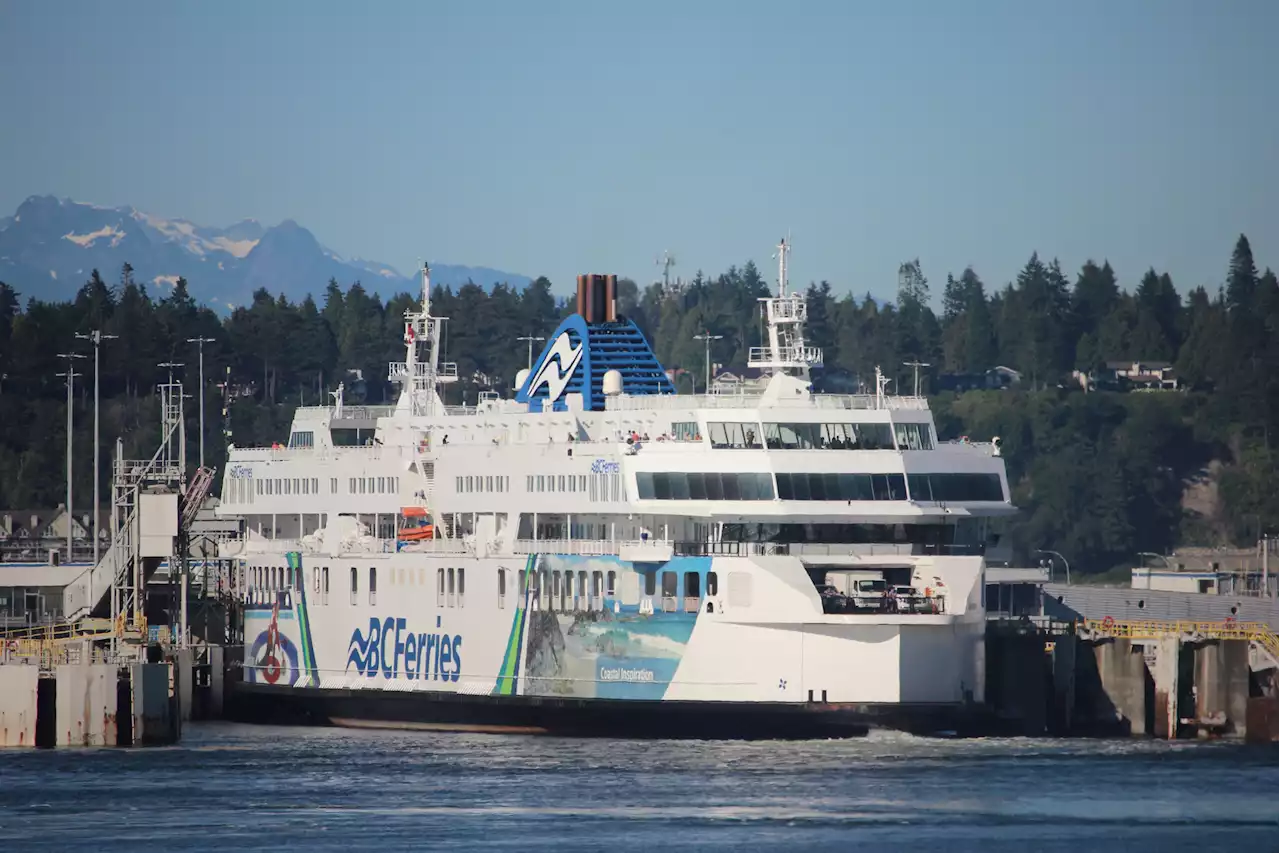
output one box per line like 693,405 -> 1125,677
458,475 -> 510,494
635,472 -> 777,501
228,474 -> 399,504
776,472 -> 908,501
289,430 -> 315,448
636,471 -> 1004,502
528,474 -> 589,494
348,476 -> 401,495
244,564 -> 756,610
700,421 -> 932,451
763,422 -> 897,451
256,477 -> 322,497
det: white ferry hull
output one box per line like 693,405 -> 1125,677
226,550 -> 989,739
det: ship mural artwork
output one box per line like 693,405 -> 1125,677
219,238 -> 1017,738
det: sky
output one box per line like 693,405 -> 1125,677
1,0 -> 1276,301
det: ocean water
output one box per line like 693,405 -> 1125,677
0,723 -> 1274,852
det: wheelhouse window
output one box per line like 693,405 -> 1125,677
707,422 -> 762,449
894,422 -> 935,451
763,422 -> 894,450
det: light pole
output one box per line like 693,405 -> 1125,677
77,330 -> 117,567
903,360 -> 931,397
1035,549 -> 1071,585
517,335 -> 545,371
187,337 -> 216,469
693,332 -> 723,395
56,352 -> 86,561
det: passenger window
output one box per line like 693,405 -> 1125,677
457,567 -> 465,608
707,571 -> 719,595
644,571 -> 656,596
437,568 -> 445,607
369,566 -> 377,605
350,567 -> 358,605
448,568 -> 456,607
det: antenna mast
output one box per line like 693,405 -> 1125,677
390,262 -> 458,417
747,235 -> 823,379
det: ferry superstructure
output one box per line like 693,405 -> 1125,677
217,239 -> 1016,738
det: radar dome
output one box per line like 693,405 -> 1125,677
603,369 -> 623,396
515,368 -> 531,391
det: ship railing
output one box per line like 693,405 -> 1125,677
661,595 -> 679,613
229,444 -> 390,462
294,405 -> 396,422
604,392 -> 930,412
512,539 -> 678,557
683,596 -> 701,613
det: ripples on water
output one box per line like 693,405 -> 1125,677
0,723 -> 1274,852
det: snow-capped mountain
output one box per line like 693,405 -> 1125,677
0,196 -> 531,309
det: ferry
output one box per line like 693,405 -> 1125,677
216,239 -> 1016,738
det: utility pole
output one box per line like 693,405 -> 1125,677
902,360 -> 931,397
158,360 -> 183,385
76,330 -> 117,567
187,337 -> 216,469
56,352 -> 86,561
517,335 -> 546,371
693,332 -> 723,395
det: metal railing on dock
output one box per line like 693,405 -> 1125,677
1078,617 -> 1279,661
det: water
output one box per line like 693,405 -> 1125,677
0,723 -> 1274,852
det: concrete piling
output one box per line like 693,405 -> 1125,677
0,665 -> 39,746
130,662 -> 176,745
54,663 -> 120,746
1093,639 -> 1149,736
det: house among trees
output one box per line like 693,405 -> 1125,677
0,507 -> 109,562
1071,360 -> 1180,392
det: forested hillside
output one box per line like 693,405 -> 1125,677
0,236 -> 1274,574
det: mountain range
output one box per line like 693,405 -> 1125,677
0,195 -> 531,310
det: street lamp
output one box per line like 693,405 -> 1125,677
517,335 -> 546,371
1035,549 -> 1071,585
693,332 -> 723,395
902,360 -> 932,397
187,337 -> 216,469
1136,552 -> 1169,590
56,352 -> 87,561
76,330 -> 117,566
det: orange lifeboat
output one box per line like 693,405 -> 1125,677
398,506 -> 435,541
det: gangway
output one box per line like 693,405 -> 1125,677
48,379 -> 205,637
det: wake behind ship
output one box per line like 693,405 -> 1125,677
217,239 -> 1017,739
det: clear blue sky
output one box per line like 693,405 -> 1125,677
1,0 -> 1275,300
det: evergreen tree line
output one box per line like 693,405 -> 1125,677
0,235 -> 1273,573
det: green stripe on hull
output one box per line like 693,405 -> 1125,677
493,554 -> 535,695
288,552 -> 320,680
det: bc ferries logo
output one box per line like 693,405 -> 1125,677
247,604 -> 299,685
526,331 -> 583,404
346,616 -> 463,681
